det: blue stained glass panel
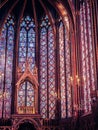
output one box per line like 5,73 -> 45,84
0,15 -> 14,118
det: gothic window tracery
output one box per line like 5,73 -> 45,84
59,21 -> 72,118
0,1 -> 96,120
0,15 -> 15,118
40,15 -> 56,119
18,16 -> 35,72
80,1 -> 95,112
17,81 -> 35,114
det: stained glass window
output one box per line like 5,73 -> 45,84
40,16 -> 56,119
59,21 -> 72,118
80,1 -> 95,112
18,16 -> 35,72
65,32 -> 72,117
40,27 -> 47,118
0,15 -> 14,118
17,81 -> 35,114
48,26 -> 56,119
59,22 -> 66,118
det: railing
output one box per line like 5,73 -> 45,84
18,106 -> 35,114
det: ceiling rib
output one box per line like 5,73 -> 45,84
0,0 -> 8,8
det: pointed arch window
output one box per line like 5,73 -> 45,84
59,21 -> 72,118
80,1 -> 96,112
40,15 -> 56,119
18,16 -> 35,72
0,15 -> 15,118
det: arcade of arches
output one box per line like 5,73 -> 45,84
0,0 -> 98,130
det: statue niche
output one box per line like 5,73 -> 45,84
16,65 -> 39,114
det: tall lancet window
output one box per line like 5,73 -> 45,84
18,16 -> 35,72
0,15 -> 15,118
59,21 -> 72,118
40,15 -> 56,119
80,1 -> 96,112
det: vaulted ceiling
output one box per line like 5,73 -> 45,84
0,0 -> 75,30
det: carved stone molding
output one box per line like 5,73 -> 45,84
11,114 -> 42,130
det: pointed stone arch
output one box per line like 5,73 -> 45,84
16,65 -> 39,114
12,115 -> 42,130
